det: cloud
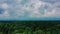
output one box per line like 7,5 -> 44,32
44,1 -> 60,17
0,11 -> 10,18
2,3 -> 9,9
0,0 -> 60,18
10,0 -> 60,18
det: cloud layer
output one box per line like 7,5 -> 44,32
0,0 -> 60,18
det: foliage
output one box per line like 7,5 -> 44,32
0,21 -> 60,34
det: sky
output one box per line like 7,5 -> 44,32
0,0 -> 60,20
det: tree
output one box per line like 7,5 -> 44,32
0,23 -> 16,34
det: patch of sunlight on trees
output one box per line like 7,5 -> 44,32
0,32 -> 2,34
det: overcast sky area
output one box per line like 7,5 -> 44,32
0,0 -> 60,20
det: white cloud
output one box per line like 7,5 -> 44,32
44,10 -> 55,17
52,2 -> 60,8
7,0 -> 60,18
44,1 -> 60,17
0,0 -> 60,18
1,3 -> 9,9
23,0 -> 46,18
3,11 -> 10,17
0,11 -> 10,18
52,8 -> 60,17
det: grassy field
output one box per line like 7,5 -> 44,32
0,21 -> 60,34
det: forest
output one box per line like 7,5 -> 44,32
0,21 -> 60,34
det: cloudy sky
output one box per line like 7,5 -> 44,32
0,0 -> 60,20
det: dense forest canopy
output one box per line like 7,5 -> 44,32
0,21 -> 60,34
